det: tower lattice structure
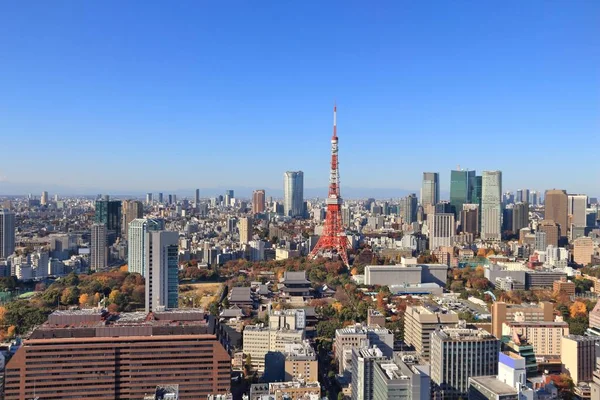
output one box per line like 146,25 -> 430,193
309,105 -> 350,266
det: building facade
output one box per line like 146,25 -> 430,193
545,189 -> 568,238
404,305 -> 459,360
427,212 -> 455,250
90,223 -> 107,271
145,231 -> 179,312
421,172 -> 440,210
0,209 -> 15,259
128,218 -> 164,276
252,190 -> 266,214
481,171 -> 502,241
284,171 -> 304,218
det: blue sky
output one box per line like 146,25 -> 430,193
0,1 -> 599,197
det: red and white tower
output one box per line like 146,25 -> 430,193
309,105 -> 350,266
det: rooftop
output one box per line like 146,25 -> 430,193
436,328 -> 496,341
469,376 -> 518,395
336,323 -> 391,336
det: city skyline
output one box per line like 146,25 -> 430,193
0,2 -> 599,195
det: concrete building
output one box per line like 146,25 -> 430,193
122,200 -> 144,239
40,190 -> 49,205
491,302 -> 554,340
545,189 -> 568,239
335,324 -> 393,375
128,218 -> 164,276
239,217 -> 253,244
351,346 -> 388,400
372,352 -> 431,400
0,209 -> 15,259
511,202 -> 529,234
427,212 -> 455,250
94,199 -> 122,240
4,310 -> 230,400
243,324 -> 304,371
537,220 -> 560,248
481,171 -> 502,241
284,341 -> 317,382
367,309 -> 386,328
468,352 -> 532,400
90,223 -> 107,271
562,335 -> 600,384
573,236 -> 595,266
460,204 -> 479,237
403,305 -> 459,360
364,264 -> 448,287
553,277 -> 575,296
501,320 -> 569,357
569,194 -> 588,228
534,231 -> 547,252
430,327 -> 500,400
145,231 -> 179,312
284,171 -> 304,218
266,379 -> 321,400
421,172 -> 440,211
252,190 -> 266,214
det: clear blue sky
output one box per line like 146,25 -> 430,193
1,1 -> 599,197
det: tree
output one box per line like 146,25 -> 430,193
79,293 -> 90,306
0,306 -> 6,324
7,325 -> 16,338
109,289 -> 120,303
570,301 -> 587,318
337,393 -> 345,400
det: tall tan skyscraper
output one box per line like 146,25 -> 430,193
239,217 -> 253,244
40,191 -> 49,205
545,189 -> 568,237
252,190 -> 265,214
122,200 -> 144,239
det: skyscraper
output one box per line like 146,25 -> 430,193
128,218 -> 164,276
545,189 -> 568,237
90,223 -> 107,271
421,172 -> 439,210
252,189 -> 266,214
145,193 -> 153,205
450,169 -> 475,218
195,188 -> 200,204
158,192 -> 163,203
145,231 -> 179,312
0,209 -> 16,259
427,212 -> 455,250
94,199 -> 122,239
568,194 -> 588,228
460,204 -> 479,236
239,217 -> 253,244
122,200 -> 144,240
470,175 -> 482,207
284,171 -> 304,218
512,202 -> 529,234
224,190 -> 234,207
40,191 -> 49,206
401,194 -> 418,224
481,170 -> 502,241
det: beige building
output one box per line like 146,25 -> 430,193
574,237 -> 595,266
367,308 -> 386,328
334,324 -> 393,375
284,341 -> 318,382
243,324 -> 304,371
562,335 -> 600,384
502,320 -> 569,356
545,189 -> 568,238
239,217 -> 253,244
538,220 -> 560,248
403,305 -> 459,360
268,380 -> 321,400
553,277 -> 576,296
275,248 -> 300,260
491,301 -> 554,339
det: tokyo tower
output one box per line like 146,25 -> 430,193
309,105 -> 350,267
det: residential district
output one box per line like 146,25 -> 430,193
0,121 -> 599,400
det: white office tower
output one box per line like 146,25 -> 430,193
0,209 -> 16,260
90,223 -> 107,271
145,231 -> 179,313
128,218 -> 164,276
481,170 -> 502,241
427,213 -> 455,250
284,171 -> 304,217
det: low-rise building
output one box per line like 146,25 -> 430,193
553,277 -> 575,296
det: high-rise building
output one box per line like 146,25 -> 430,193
460,204 -> 479,236
562,336 -> 600,384
530,191 -> 539,206
90,223 -> 107,271
430,327 -> 500,400
122,200 -> 144,239
145,231 -> 179,312
239,217 -> 253,244
284,171 -> 304,218
427,212 -> 455,250
335,325 -> 394,375
450,169 -> 475,218
351,346 -> 388,400
40,191 -> 49,205
538,220 -> 559,248
491,301 -> 554,339
545,189 -> 568,238
470,175 -> 482,207
195,188 -> 200,204
4,310 -> 230,400
157,192 -> 163,203
534,231 -> 547,251
569,194 -> 588,228
401,194 -> 418,224
404,305 -> 459,360
128,218 -> 164,276
515,189 -> 530,204
252,189 -> 266,214
421,173 -> 439,210
512,202 -> 529,233
95,199 -> 122,239
168,194 -> 173,205
373,352 -> 431,400
0,209 -> 16,260
224,190 -> 234,207
146,193 -> 153,205
481,170 -> 502,241
573,236 -> 595,266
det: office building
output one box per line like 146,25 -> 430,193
368,309 -> 386,328
502,320 -> 569,357
156,192 -> 163,203
90,223 -> 107,271
146,193 -> 153,204
470,175 -> 483,207
40,191 -> 49,205
562,335 -> 600,384
283,341 -> 317,382
224,190 -> 234,207
335,324 -> 393,375
122,200 -> 144,239
569,194 -> 588,228
364,264 -> 448,287
481,171 -> 502,241
195,188 -> 200,204
468,352 -> 532,400
427,212 -> 455,250
538,220 -> 559,248
404,305 -> 459,360
529,191 -> 538,206
239,217 -> 253,244
0,209 -> 16,259
284,171 -> 304,218
243,324 -> 304,371
553,277 -> 576,296
460,204 -> 479,236
421,172 -> 439,210
491,301 -> 554,339
450,169 -> 475,218
401,194 -> 418,224
4,310 -> 230,400
145,231 -> 179,312
545,189 -> 568,238
128,218 -> 164,276
573,236 -> 595,266
351,346 -> 388,400
252,189 -> 266,214
430,327 -> 500,400
95,199 -> 122,240
512,202 -> 529,234
260,380 -> 321,399
534,231 -> 547,251
372,353 -> 431,400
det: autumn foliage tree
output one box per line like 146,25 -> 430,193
570,301 -> 587,318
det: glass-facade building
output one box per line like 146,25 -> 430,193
94,200 -> 122,238
450,170 -> 475,218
